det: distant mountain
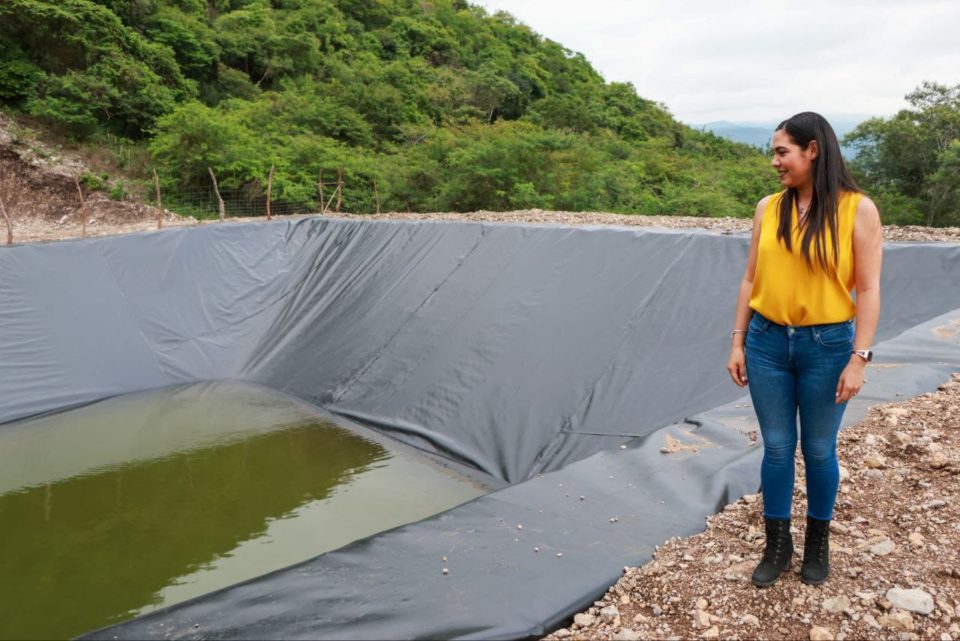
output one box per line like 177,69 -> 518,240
692,116 -> 873,159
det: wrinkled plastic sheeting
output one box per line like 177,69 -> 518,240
86,307 -> 960,641
1,219 -> 960,640
3,220 -> 959,484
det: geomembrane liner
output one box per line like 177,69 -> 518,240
1,219 -> 958,639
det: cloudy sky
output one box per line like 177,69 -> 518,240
475,0 -> 960,125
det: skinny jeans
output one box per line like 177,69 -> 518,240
744,312 -> 853,521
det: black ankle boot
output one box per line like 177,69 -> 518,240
752,518 -> 793,587
801,516 -> 831,585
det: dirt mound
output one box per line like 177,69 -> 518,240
0,112 -> 175,234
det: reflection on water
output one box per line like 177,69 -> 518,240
0,382 -> 489,640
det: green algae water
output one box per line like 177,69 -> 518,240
0,382 -> 492,640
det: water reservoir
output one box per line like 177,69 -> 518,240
0,381 -> 491,640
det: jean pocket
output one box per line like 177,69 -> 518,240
815,323 -> 854,348
748,314 -> 771,334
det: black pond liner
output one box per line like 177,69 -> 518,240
1,219 -> 959,640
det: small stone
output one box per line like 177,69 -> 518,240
613,629 -> 640,641
864,452 -> 887,468
886,588 -> 934,615
556,553 -> 563,558
863,614 -> 881,629
908,532 -> 925,547
864,469 -> 884,480
442,568 -> 449,575
633,613 -> 649,624
839,466 -> 850,481
696,598 -> 709,610
742,614 -> 760,626
693,610 -> 713,629
517,524 -> 523,530
600,605 -> 620,624
652,605 -> 663,616
534,547 -> 539,553
869,538 -> 896,556
830,521 -> 849,534
743,494 -> 758,504
701,626 -> 719,639
822,596 -> 851,614
574,613 -> 596,627
620,594 -> 631,606
554,628 -> 571,639
879,611 -> 915,631
930,453 -> 949,469
810,625 -> 834,641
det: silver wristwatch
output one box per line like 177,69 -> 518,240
852,349 -> 873,362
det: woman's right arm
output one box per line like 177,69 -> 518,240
726,197 -> 767,387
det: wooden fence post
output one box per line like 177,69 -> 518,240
153,169 -> 163,229
74,176 -> 88,237
335,166 -> 343,213
208,167 -> 226,221
373,180 -> 381,214
0,195 -> 13,245
266,163 -> 275,220
317,169 -> 326,214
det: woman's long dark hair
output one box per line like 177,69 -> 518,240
775,112 -> 860,270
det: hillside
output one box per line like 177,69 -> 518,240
0,0 -> 775,218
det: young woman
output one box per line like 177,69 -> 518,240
726,112 -> 883,586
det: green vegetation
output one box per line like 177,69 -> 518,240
0,0 -> 783,217
845,82 -> 960,227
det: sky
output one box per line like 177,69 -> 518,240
475,0 -> 960,126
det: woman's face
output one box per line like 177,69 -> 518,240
771,129 -> 818,190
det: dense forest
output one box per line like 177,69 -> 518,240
0,0 -> 777,217
0,1 -> 955,224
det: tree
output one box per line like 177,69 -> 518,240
846,81 -> 960,226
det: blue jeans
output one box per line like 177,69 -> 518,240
745,312 -> 853,521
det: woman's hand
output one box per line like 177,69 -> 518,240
835,359 -> 867,403
727,346 -> 748,387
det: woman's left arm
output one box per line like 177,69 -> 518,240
836,196 -> 883,404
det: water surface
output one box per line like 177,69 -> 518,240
0,382 -> 490,640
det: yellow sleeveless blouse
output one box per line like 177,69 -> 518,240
749,190 -> 861,326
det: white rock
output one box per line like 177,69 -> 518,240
863,614 -> 881,629
573,613 -> 596,627
554,628 -> 571,638
696,598 -> 709,610
879,611 -> 915,631
839,466 -> 850,481
693,610 -> 713,629
864,452 -> 887,468
908,532 -> 925,547
870,538 -> 897,556
810,625 -> 834,641
600,605 -> 621,624
886,588 -> 934,615
701,625 -> 719,639
742,614 -> 760,626
613,629 -> 641,641
822,596 -> 852,614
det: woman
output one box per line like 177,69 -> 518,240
726,112 -> 883,587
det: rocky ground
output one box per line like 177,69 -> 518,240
543,374 -> 960,641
